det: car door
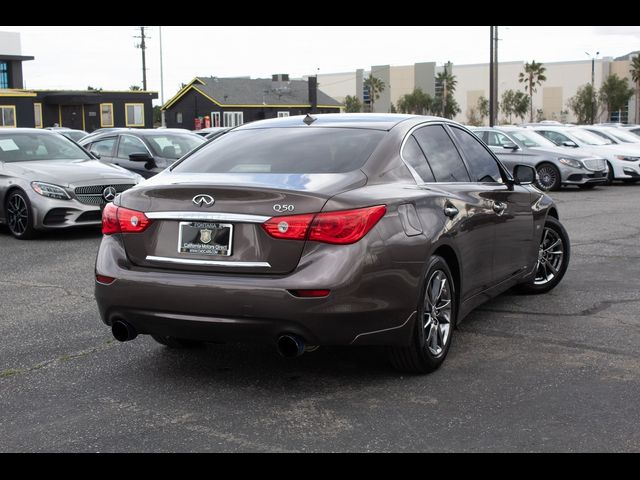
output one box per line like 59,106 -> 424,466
115,134 -> 154,177
411,124 -> 495,300
448,126 -> 534,285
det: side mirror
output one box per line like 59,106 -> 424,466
90,150 -> 101,159
502,142 -> 519,151
129,152 -> 154,162
514,164 -> 536,185
562,140 -> 578,148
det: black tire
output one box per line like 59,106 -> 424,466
605,162 -> 615,185
578,183 -> 597,190
5,190 -> 37,240
535,163 -> 561,191
151,335 -> 204,348
388,255 -> 456,374
518,216 -> 570,294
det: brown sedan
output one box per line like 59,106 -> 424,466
94,114 -> 570,373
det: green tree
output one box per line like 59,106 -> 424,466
130,85 -> 142,91
153,105 -> 162,126
599,74 -> 634,121
567,84 -> 600,124
396,88 -> 433,115
364,74 -> 385,112
344,95 -> 363,113
433,69 -> 460,119
518,60 -> 547,122
477,96 -> 489,119
501,89 -> 529,123
467,96 -> 490,126
630,55 -> 640,123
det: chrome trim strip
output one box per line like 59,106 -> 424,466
146,255 -> 270,268
145,211 -> 270,223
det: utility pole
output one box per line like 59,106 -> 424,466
489,27 -> 495,126
135,26 -> 148,91
443,63 -> 448,118
159,26 -> 166,127
493,26 -> 498,124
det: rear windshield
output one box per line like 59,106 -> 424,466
173,127 -> 386,174
0,131 -> 92,162
145,134 -> 205,159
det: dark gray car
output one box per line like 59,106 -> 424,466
473,126 -> 608,191
95,114 -> 570,373
79,129 -> 204,178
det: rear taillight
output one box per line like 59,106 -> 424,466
262,213 -> 314,240
102,203 -> 151,235
95,274 -> 116,285
261,205 -> 386,245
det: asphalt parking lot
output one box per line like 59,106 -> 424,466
1,184 -> 639,452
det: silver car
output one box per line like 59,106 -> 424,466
474,126 -> 608,191
0,128 -> 142,239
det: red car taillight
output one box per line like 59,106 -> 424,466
261,205 -> 386,245
102,203 -> 151,235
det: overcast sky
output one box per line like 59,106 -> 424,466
3,26 -> 639,103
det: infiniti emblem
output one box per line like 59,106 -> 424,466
193,194 -> 215,207
102,186 -> 117,202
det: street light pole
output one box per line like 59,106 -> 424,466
586,51 -> 599,124
159,26 -> 166,127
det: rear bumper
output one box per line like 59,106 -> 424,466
94,234 -> 420,347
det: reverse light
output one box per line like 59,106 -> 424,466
31,181 -> 70,200
102,203 -> 151,235
262,205 -> 386,245
558,158 -> 582,169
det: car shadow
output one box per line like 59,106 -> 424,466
0,224 -> 102,241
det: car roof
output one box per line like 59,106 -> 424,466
235,113 -> 429,131
0,128 -> 59,135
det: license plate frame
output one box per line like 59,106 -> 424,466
177,221 -> 233,257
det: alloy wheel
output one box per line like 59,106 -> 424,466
534,227 -> 565,285
536,165 -> 558,191
7,193 -> 29,237
423,270 -> 452,357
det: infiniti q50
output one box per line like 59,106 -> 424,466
94,114 -> 570,373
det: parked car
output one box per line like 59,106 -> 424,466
95,114 -> 570,373
581,125 -> 640,148
530,126 -> 640,184
0,129 -> 143,239
56,129 -> 89,142
204,127 -> 231,141
79,129 -> 205,178
473,126 -> 607,191
194,127 -> 230,138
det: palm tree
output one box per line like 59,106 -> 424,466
364,74 -> 385,112
519,60 -> 547,122
630,55 -> 640,124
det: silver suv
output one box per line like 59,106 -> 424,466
473,126 -> 608,191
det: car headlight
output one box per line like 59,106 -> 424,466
31,181 -> 71,200
558,158 -> 582,168
616,155 -> 640,162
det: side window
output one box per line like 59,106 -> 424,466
413,125 -> 470,182
486,131 -> 511,147
402,135 -> 435,183
90,138 -> 116,157
537,130 -> 568,145
450,127 -> 503,183
117,135 -> 148,159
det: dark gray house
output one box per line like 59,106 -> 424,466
162,75 -> 342,129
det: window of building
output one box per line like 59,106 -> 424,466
175,112 -> 183,124
125,103 -> 145,127
412,125 -> 470,183
223,111 -> 243,127
100,103 -> 114,127
0,105 -> 17,127
0,62 -> 8,88
211,112 -> 221,127
449,127 -> 502,183
277,111 -> 290,118
34,103 -> 43,128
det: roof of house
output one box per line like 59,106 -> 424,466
163,77 -> 342,110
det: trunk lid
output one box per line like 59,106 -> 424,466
118,172 -> 367,274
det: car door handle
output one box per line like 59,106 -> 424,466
444,205 -> 459,218
492,201 -> 507,215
